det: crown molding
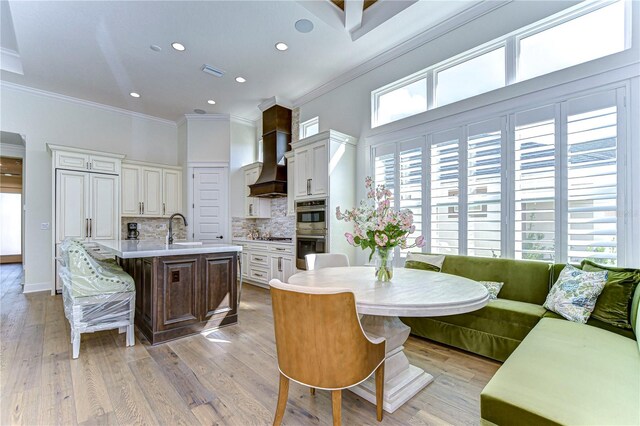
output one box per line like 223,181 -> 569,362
0,80 -> 177,127
0,48 -> 23,75
230,115 -> 257,127
258,96 -> 293,112
293,0 -> 511,108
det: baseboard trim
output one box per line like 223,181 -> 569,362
23,281 -> 51,294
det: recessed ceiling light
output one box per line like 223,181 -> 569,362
130,92 -> 141,98
171,42 -> 186,51
275,42 -> 288,51
194,109 -> 206,114
207,99 -> 216,105
150,44 -> 162,52
235,77 -> 246,83
295,19 -> 314,33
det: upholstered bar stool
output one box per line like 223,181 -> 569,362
269,279 -> 385,426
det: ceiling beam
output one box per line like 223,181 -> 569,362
345,0 -> 364,33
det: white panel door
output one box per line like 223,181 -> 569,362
121,165 -> 141,216
162,169 -> 182,217
310,142 -> 328,197
294,147 -> 311,198
193,168 -> 228,242
90,174 -> 119,240
56,170 -> 89,243
142,167 -> 163,216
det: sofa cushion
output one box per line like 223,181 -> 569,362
439,254 -> 551,304
405,252 -> 445,272
542,310 -> 636,340
481,318 -> 640,426
402,299 -> 546,362
581,260 -> 640,330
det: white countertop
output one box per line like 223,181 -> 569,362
92,239 -> 242,259
232,238 -> 294,245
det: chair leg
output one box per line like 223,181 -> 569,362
273,373 -> 289,426
72,331 -> 81,359
375,363 -> 385,421
126,324 -> 135,347
331,389 -> 342,426
309,387 -> 315,395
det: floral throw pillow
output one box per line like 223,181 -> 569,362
405,253 -> 445,272
478,281 -> 504,300
543,264 -> 608,323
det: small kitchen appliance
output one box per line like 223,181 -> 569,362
127,222 -> 140,240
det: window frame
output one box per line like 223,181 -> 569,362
300,116 -> 320,139
371,69 -> 429,128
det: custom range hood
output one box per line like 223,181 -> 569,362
249,101 -> 291,198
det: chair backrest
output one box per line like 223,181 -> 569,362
305,253 -> 350,270
269,279 -> 385,389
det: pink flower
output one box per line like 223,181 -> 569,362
336,207 -> 343,220
365,176 -> 373,189
415,235 -> 425,248
345,232 -> 355,246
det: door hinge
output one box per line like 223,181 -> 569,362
192,203 -> 195,208
192,232 -> 195,238
192,173 -> 195,178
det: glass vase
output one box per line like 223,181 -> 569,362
374,247 -> 394,282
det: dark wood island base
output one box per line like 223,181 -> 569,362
120,251 -> 238,345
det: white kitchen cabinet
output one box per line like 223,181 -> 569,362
121,161 -> 182,217
234,240 -> 295,288
162,169 -> 182,216
243,162 -> 271,219
56,170 -> 119,243
285,152 -> 295,216
269,254 -> 294,282
53,148 -> 121,175
293,140 -> 328,200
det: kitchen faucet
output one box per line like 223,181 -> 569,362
168,213 -> 188,244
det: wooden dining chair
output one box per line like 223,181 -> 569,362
305,253 -> 350,270
269,279 -> 386,426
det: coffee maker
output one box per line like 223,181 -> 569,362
127,222 -> 140,240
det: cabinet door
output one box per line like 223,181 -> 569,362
270,256 -> 283,282
89,174 -> 119,240
294,148 -> 311,198
121,165 -> 141,216
142,167 -> 163,216
241,251 -> 249,278
162,169 -> 182,217
281,256 -> 295,282
156,257 -> 200,331
89,155 -> 120,174
310,142 -> 328,196
56,170 -> 89,242
202,253 -> 236,319
55,151 -> 89,171
287,157 -> 295,215
244,167 -> 259,217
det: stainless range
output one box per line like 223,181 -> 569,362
295,199 -> 327,270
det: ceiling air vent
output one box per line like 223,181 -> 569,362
201,64 -> 225,78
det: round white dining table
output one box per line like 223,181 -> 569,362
288,266 -> 489,414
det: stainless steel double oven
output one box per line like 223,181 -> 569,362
295,199 -> 327,270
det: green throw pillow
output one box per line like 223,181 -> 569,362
544,264 -> 607,324
581,260 -> 640,330
405,253 -> 445,272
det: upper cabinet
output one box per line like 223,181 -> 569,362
243,162 -> 271,219
284,151 -> 295,216
51,145 -> 121,175
121,161 -> 182,217
291,130 -> 356,201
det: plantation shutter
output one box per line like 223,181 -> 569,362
399,139 -> 424,250
373,144 -> 396,208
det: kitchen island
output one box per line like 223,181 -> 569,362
93,240 -> 242,345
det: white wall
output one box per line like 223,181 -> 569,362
0,84 -> 178,291
229,119 -> 257,218
296,0 -> 640,265
186,117 -> 230,163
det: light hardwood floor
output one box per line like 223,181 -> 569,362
1,264 -> 500,425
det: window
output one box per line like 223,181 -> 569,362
430,130 -> 460,254
436,47 -> 506,107
371,87 -> 632,265
518,1 -> 626,81
566,93 -> 618,265
300,116 -> 319,139
371,0 -> 629,127
374,77 -> 427,127
467,120 -> 503,258
514,106 -> 556,261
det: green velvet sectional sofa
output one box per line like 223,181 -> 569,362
400,254 -> 640,425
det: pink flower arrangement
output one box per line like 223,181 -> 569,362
336,176 -> 425,260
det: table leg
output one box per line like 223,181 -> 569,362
349,315 -> 433,413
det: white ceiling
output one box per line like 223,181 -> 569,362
2,0 -> 485,122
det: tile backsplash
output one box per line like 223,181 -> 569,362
121,217 -> 186,241
232,198 -> 295,239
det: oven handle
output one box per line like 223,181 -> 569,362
295,206 -> 327,213
296,235 -> 326,240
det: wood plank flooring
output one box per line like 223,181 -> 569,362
0,263 -> 500,425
